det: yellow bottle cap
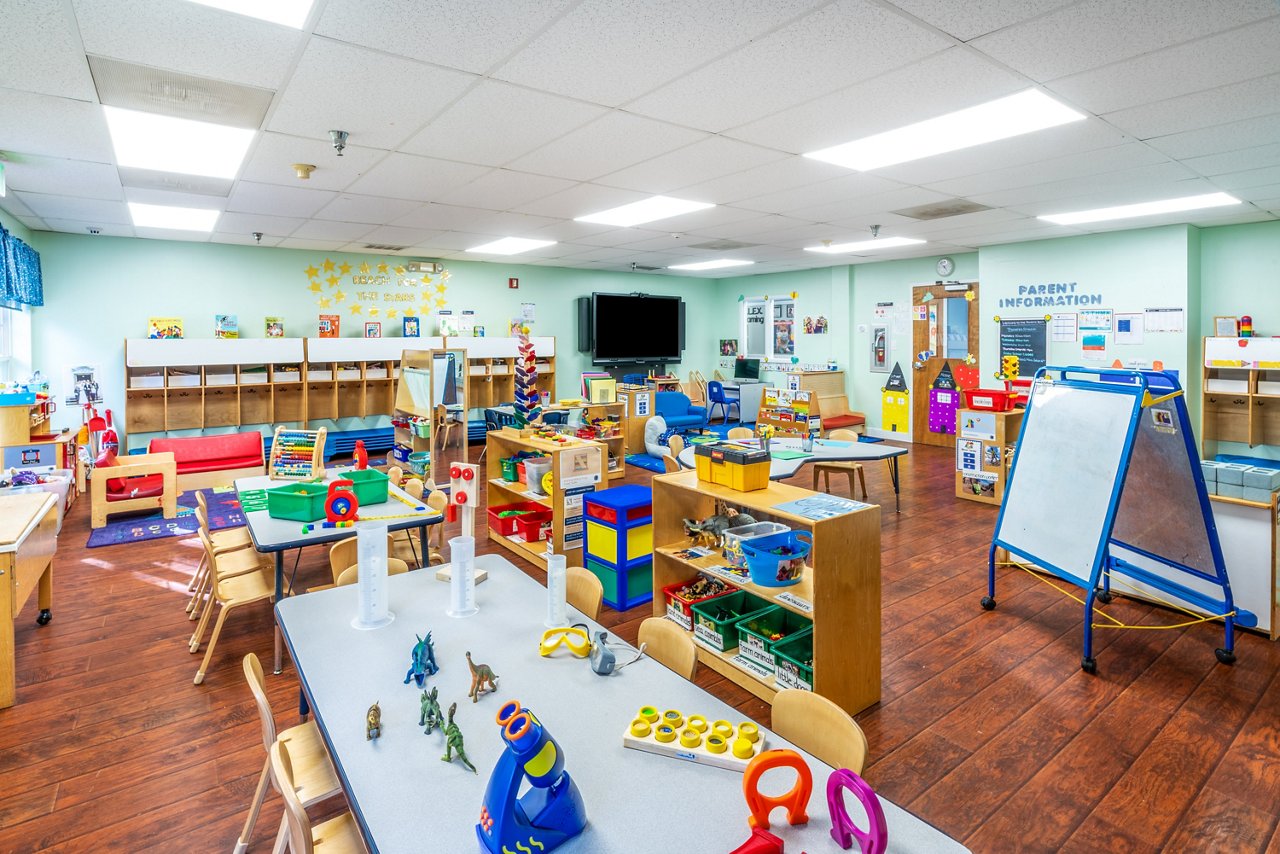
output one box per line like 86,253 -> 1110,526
655,725 -> 677,743
638,706 -> 658,723
629,719 -> 652,738
706,735 -> 727,754
680,728 -> 702,748
712,720 -> 734,739
732,737 -> 755,759
738,722 -> 759,743
687,714 -> 708,732
661,709 -> 684,729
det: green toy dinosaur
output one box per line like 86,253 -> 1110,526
419,686 -> 444,734
441,702 -> 476,773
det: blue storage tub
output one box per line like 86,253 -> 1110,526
740,530 -> 812,587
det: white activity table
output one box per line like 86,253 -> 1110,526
679,438 -> 909,511
276,555 -> 968,853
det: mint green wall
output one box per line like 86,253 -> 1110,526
1199,221 -> 1280,334
28,232 -> 718,434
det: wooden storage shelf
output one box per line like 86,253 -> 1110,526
651,469 -> 881,716
203,387 -> 239,427
488,478 -> 551,508
336,382 -> 364,419
1201,337 -> 1280,455
543,400 -> 626,481
165,389 -> 202,430
456,337 -> 557,414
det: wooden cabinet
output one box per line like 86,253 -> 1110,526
955,408 -> 1023,505
0,493 -> 57,708
1202,337 -> 1280,455
651,469 -> 881,716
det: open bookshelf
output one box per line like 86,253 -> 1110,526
453,336 -> 556,412
651,469 -> 881,716
1202,336 -> 1280,468
542,400 -> 626,481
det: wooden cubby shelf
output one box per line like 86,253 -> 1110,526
1202,336 -> 1280,463
651,469 -> 882,716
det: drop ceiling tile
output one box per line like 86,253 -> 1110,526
16,216 -> 49,232
736,173 -> 909,216
344,154 -> 491,203
557,227 -> 670,248
0,90 -> 114,162
226,181 -> 338,218
1047,17 -> 1280,115
41,218 -> 134,237
725,47 -> 1025,154
212,211 -> 305,237
390,203 -> 558,236
133,226 -> 211,242
677,158 -> 854,205
1146,113 -> 1280,161
13,191 -> 131,224
410,231 -> 498,251
436,170 -> 576,211
520,219 -> 618,243
924,142 -> 1170,198
267,38 -> 476,150
277,236 -> 352,251
313,193 -> 422,225
493,0 -> 826,107
674,213 -> 797,240
0,195 -> 37,218
891,207 -> 1026,235
122,186 -> 228,210
645,204 -> 770,235
316,0 -> 577,75
970,0 -> 1277,82
289,219 -> 377,242
1,1 -> 96,100
782,185 -> 948,223
1183,143 -> 1280,177
1003,177 -> 1220,217
553,246 -> 639,263
630,0 -> 950,132
3,157 -> 122,201
508,112 -> 708,182
884,0 -> 1080,41
978,224 -> 1089,245
73,0 -> 301,89
402,81 -> 608,167
211,232 -> 282,247
239,133 -> 387,192
510,183 -> 650,219
598,137 -> 788,194
1210,166 -> 1280,191
1103,73 -> 1280,140
1232,183 -> 1280,203
352,226 -> 445,249
619,234 -> 708,254
966,161 -> 1199,208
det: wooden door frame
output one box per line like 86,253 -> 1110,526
912,283 -> 979,449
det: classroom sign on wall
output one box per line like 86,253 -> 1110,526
304,258 -> 450,323
997,317 -> 1049,377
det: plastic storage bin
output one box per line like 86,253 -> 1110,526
690,590 -> 773,653
662,575 -> 734,630
487,501 -> 548,536
721,521 -> 790,568
736,607 -> 813,672
585,557 -> 653,611
740,530 -> 812,587
772,627 -> 815,690
266,482 -> 330,522
962,388 -> 1017,411
345,468 -> 389,505
515,510 -> 553,543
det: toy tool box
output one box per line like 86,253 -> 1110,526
690,590 -> 773,653
736,606 -> 813,673
694,442 -> 770,492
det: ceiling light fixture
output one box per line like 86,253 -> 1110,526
576,196 -> 715,227
128,202 -> 220,232
104,106 -> 254,179
1037,192 -> 1241,225
184,0 -> 316,28
804,89 -> 1086,171
804,236 -> 926,254
668,259 -> 755,271
465,237 -> 557,256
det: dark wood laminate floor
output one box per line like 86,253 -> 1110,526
2,441 -> 1278,853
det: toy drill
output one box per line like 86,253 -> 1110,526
477,699 -> 587,854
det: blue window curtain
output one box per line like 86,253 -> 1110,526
0,223 -> 43,307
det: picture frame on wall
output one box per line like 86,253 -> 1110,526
364,321 -> 382,339
1214,316 -> 1239,337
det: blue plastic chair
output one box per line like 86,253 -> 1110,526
706,381 -> 740,424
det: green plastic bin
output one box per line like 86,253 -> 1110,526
735,606 -> 813,673
266,482 -> 329,522
772,627 -> 814,691
690,591 -> 773,653
345,468 -> 389,505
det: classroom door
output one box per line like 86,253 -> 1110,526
911,283 -> 979,449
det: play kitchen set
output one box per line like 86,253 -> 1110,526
1,379 -> 80,513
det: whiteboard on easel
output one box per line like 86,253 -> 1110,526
994,380 -> 1139,582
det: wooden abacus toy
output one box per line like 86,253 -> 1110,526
269,426 -> 327,481
622,705 -> 766,772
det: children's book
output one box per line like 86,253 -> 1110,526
265,317 -> 285,338
214,314 -> 238,339
318,314 -> 340,338
402,316 -> 420,338
364,321 -> 382,339
147,318 -> 183,339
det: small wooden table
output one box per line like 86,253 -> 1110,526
0,493 -> 57,708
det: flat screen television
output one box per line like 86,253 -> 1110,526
591,293 -> 683,364
734,358 -> 760,380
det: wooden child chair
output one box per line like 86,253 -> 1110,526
773,688 -> 868,774
187,521 -> 267,642
270,740 -> 364,854
727,427 -> 754,440
186,491 -> 253,618
191,530 -> 285,684
566,566 -> 603,621
811,428 -> 868,501
638,616 -> 696,679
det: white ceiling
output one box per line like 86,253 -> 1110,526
0,0 -> 1277,277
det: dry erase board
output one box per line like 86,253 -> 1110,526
994,379 -> 1139,582
999,318 -> 1048,376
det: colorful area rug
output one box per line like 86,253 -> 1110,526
86,487 -> 246,549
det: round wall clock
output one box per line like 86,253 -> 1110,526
936,257 -> 955,277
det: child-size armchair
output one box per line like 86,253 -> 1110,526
653,391 -> 707,433
91,451 -> 178,529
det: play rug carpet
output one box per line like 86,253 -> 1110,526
86,487 -> 246,549
624,454 -> 667,473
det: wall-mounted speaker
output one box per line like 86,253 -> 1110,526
678,300 -> 686,353
576,297 -> 592,352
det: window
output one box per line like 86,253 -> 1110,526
740,295 -> 795,360
742,297 -> 767,358
0,306 -> 12,381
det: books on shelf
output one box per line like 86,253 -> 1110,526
265,317 -> 285,337
214,314 -> 238,339
318,314 -> 340,338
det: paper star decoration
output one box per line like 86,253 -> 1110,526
403,307 -> 416,317
339,262 -> 351,275
350,304 -> 363,315
359,262 -> 370,274
386,309 -> 398,318
435,283 -> 447,294
335,290 -> 346,302
435,298 -> 446,308
318,297 -> 332,308
377,262 -> 388,274
323,259 -> 335,272
327,275 -> 339,288
304,265 -> 319,279
308,281 -> 322,293
394,265 -> 406,275
369,307 -> 380,317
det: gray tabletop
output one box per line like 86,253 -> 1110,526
276,555 -> 967,854
678,437 -> 908,479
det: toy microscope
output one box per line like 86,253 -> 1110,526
477,699 -> 587,854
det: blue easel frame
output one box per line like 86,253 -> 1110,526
985,366 -> 1255,673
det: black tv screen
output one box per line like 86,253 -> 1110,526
592,293 -> 682,363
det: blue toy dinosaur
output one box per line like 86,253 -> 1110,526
403,631 -> 439,688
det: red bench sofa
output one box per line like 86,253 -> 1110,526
148,431 -> 266,491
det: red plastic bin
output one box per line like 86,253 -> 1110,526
962,388 -> 1017,412
516,511 -> 553,543
662,575 -> 735,621
487,502 -> 546,536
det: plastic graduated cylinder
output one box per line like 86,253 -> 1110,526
448,535 -> 479,618
545,553 -> 568,628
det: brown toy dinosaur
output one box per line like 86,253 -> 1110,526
465,651 -> 498,703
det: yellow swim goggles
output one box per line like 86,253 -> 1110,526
539,624 -> 592,658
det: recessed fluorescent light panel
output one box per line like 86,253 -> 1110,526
1038,192 -> 1241,225
128,202 -> 220,232
104,106 -> 255,180
185,0 -> 316,28
668,259 -> 754,271
805,237 -> 925,254
804,90 -> 1085,171
576,196 -> 714,227
465,237 -> 557,255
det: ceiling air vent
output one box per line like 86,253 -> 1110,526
364,244 -> 408,252
631,263 -> 662,272
891,199 -> 991,220
88,55 -> 273,127
690,239 -> 757,251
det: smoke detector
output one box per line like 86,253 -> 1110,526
292,163 -> 316,180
